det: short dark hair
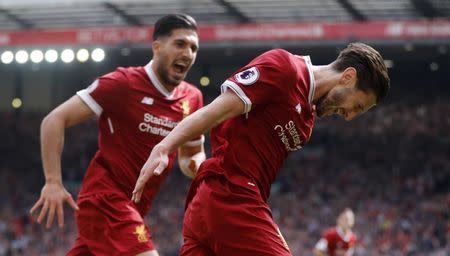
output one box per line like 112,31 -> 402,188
332,42 -> 390,103
153,14 -> 198,41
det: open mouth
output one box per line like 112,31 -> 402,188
173,61 -> 188,75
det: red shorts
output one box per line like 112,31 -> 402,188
67,193 -> 154,256
181,175 -> 291,256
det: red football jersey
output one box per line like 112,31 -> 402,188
315,227 -> 357,256
76,61 -> 203,215
196,49 -> 316,201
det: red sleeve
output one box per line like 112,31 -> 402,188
220,49 -> 297,114
76,68 -> 129,116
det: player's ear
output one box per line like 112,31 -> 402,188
340,67 -> 357,87
152,40 -> 161,56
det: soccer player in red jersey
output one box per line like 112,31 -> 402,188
132,42 -> 390,255
314,208 -> 358,256
29,14 -> 205,256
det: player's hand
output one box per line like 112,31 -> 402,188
186,159 -> 200,178
132,144 -> 169,203
179,158 -> 199,178
189,159 -> 197,173
29,181 -> 79,229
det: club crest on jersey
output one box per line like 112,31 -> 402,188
181,100 -> 190,118
133,224 -> 148,243
235,67 -> 259,85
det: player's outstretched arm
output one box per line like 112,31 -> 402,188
30,95 -> 95,228
132,90 -> 244,203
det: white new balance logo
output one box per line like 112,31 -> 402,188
295,103 -> 302,114
141,97 -> 154,105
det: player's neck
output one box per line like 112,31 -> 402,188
162,82 -> 176,93
151,61 -> 177,93
311,64 -> 340,104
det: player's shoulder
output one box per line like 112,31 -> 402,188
262,48 -> 292,57
255,48 -> 297,74
324,227 -> 338,236
100,66 -> 132,82
179,81 -> 202,96
258,48 -> 293,63
349,231 -> 357,241
117,66 -> 146,80
102,66 -> 149,88
109,65 -> 147,78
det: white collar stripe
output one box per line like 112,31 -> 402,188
144,60 -> 174,98
336,226 -> 352,242
303,56 -> 316,105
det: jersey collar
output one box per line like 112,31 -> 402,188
144,60 -> 176,98
336,226 -> 353,242
302,55 -> 316,106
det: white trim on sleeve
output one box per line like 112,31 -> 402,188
184,135 -> 205,147
76,80 -> 103,116
221,80 -> 252,114
315,238 -> 328,251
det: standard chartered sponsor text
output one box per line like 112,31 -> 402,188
143,113 -> 178,128
139,113 -> 179,136
274,120 -> 302,152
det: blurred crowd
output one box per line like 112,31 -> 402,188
0,97 -> 449,255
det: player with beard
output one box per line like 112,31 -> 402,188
314,208 -> 357,256
30,14 -> 205,256
132,42 -> 389,255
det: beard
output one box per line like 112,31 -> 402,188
315,96 -> 327,117
156,62 -> 183,88
316,90 -> 345,117
156,50 -> 190,88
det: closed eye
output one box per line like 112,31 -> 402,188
358,104 -> 364,112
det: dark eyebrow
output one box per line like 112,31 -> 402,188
174,38 -> 198,51
174,39 -> 186,44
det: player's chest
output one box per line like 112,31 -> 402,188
116,93 -> 192,136
263,100 -> 315,152
333,238 -> 351,252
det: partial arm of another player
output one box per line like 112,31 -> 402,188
313,238 -> 329,256
30,95 -> 95,228
345,247 -> 355,256
132,90 -> 244,203
178,143 -> 206,178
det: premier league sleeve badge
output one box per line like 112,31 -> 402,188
235,67 -> 260,86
